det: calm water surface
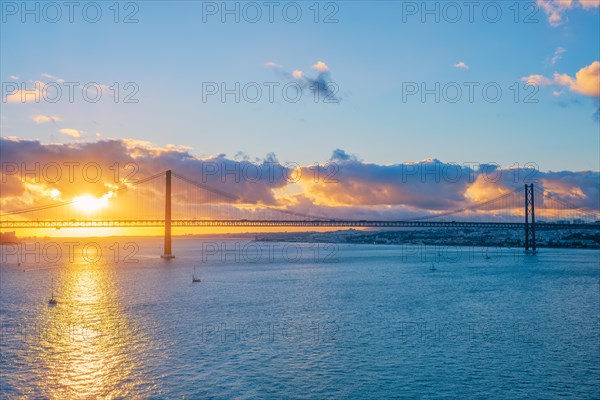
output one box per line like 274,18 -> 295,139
1,238 -> 599,399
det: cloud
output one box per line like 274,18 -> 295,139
0,137 -> 293,218
41,72 -> 65,83
312,61 -> 329,73
524,63 -> 599,120
264,61 -> 282,69
580,0 -> 600,8
3,80 -> 46,103
265,60 -> 340,102
553,61 -> 600,97
0,139 -> 597,221
330,149 -> 358,162
4,74 -> 112,103
299,156 -> 477,210
32,114 -> 61,124
550,47 -> 566,65
522,74 -> 553,86
454,61 -> 469,70
9,75 -> 19,80
536,0 -> 600,26
521,62 -> 600,96
58,128 -> 84,138
297,151 -> 598,215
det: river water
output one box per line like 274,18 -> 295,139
1,237 -> 599,398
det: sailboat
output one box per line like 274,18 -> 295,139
192,265 -> 201,283
429,262 -> 437,271
48,278 -> 58,305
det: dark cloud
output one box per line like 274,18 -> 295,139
298,150 -> 599,217
266,61 -> 340,102
330,149 -> 357,162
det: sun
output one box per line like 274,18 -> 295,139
72,193 -> 112,213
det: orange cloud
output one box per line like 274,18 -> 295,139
33,114 -> 61,124
464,175 -> 511,204
4,81 -> 45,103
553,61 -> 600,97
537,0 -> 599,26
312,61 -> 329,73
58,128 -> 84,138
522,61 -> 600,97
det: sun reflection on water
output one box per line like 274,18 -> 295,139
24,256 -> 153,398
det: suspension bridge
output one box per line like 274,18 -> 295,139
1,170 -> 598,258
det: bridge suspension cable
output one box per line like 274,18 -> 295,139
0,171 -> 166,217
1,170 -> 598,225
406,187 -> 524,222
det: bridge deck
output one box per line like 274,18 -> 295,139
1,220 -> 598,230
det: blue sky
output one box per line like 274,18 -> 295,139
1,0 -> 599,171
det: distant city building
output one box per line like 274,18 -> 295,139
0,231 -> 19,243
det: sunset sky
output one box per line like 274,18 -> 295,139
1,0 -> 599,236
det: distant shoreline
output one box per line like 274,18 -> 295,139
252,229 -> 600,250
2,228 -> 598,250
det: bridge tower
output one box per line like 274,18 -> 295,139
161,170 -> 175,259
524,183 -> 537,253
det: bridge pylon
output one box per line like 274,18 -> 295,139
161,170 -> 175,259
524,183 -> 537,254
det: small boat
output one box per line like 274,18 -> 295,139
429,262 -> 437,271
48,278 -> 58,305
192,265 -> 201,283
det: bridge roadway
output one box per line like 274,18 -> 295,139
1,220 -> 598,230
